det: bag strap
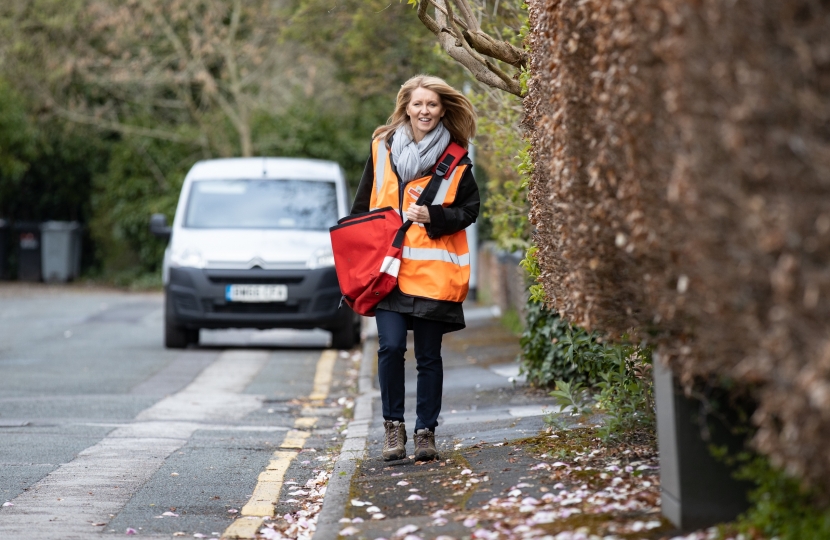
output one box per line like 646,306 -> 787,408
392,142 -> 468,248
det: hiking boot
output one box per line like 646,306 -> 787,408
413,428 -> 438,461
382,420 -> 407,461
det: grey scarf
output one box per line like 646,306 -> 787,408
390,122 -> 451,183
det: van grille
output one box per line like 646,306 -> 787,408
210,303 -> 302,315
205,272 -> 304,285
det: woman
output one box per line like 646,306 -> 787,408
350,75 -> 478,462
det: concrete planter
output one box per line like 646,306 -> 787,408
654,359 -> 753,529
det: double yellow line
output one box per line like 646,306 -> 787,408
222,350 -> 337,539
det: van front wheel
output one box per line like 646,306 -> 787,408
165,320 -> 199,349
165,293 -> 199,348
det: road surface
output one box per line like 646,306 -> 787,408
0,284 -> 351,539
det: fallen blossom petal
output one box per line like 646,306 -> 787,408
406,494 -> 424,501
339,518 -> 352,523
260,529 -> 283,540
126,528 -> 137,535
460,469 -> 472,475
530,512 -> 557,524
435,537 -> 457,540
394,524 -> 419,536
339,526 -> 360,536
396,481 -> 410,486
463,517 -> 478,527
2,502 -> 14,507
403,536 -> 421,540
371,513 -> 386,520
433,517 -> 448,526
162,511 -> 179,517
551,462 -> 567,468
507,489 -> 522,497
366,506 -> 381,514
351,499 -> 369,507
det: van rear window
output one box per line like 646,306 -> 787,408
185,179 -> 338,230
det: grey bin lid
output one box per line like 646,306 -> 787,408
40,221 -> 81,231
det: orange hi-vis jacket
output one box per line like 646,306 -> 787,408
369,138 -> 471,303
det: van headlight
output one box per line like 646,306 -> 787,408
170,249 -> 206,269
307,248 -> 335,269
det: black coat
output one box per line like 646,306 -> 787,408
350,142 -> 480,333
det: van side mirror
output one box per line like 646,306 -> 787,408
149,213 -> 172,241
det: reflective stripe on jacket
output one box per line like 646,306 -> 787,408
369,138 -> 470,303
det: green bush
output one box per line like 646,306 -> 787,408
592,344 -> 654,438
519,300 -> 604,386
730,456 -> 830,540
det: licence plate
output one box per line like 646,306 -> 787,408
225,284 -> 288,303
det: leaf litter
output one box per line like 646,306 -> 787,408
342,426 -> 748,540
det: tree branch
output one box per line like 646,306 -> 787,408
449,0 -> 479,33
424,0 -> 467,31
417,0 -> 523,97
462,27 -> 528,68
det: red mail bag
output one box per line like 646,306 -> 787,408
329,143 -> 467,316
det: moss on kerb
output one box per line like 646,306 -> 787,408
535,512 -> 674,539
344,456 -> 366,520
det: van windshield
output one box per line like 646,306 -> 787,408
185,179 -> 338,230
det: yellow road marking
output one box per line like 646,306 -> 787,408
280,429 -> 311,450
241,450 -> 296,516
222,516 -> 264,539
308,349 -> 337,401
223,350 -> 336,538
293,416 -> 318,429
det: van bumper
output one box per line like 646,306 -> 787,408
165,266 -> 351,330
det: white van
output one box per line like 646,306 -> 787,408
150,157 -> 361,349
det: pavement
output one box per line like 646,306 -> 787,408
308,304 -> 675,540
313,305 -> 567,540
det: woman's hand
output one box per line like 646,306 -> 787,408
406,204 -> 431,223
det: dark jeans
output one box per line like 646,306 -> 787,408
375,309 -> 445,432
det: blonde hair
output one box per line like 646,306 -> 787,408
373,75 -> 476,149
